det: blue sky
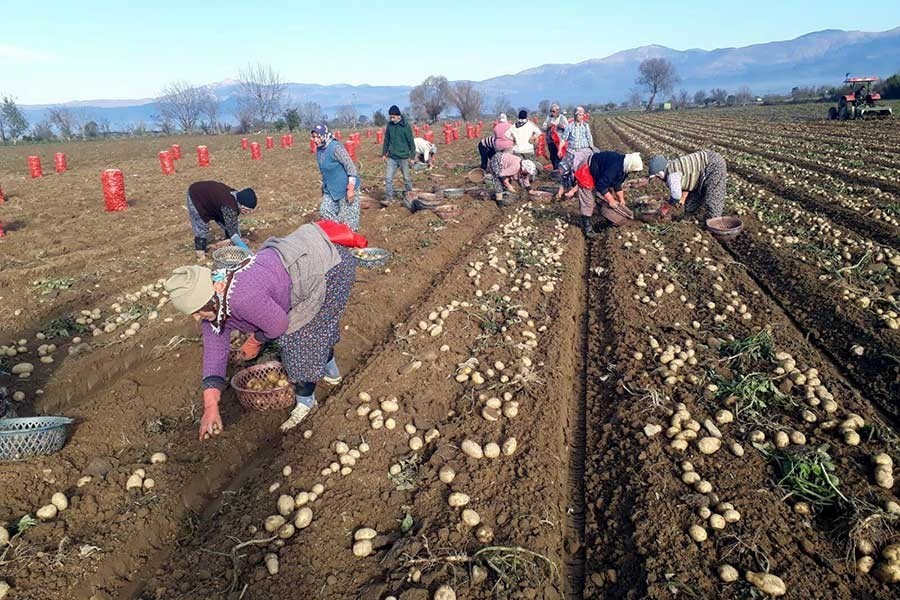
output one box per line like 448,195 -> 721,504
3,0 -> 899,104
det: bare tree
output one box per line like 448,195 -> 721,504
636,57 -> 679,111
201,91 -> 220,133
450,82 -> 484,121
625,87 -> 644,109
734,85 -> 754,106
693,90 -> 707,106
493,94 -> 511,116
674,89 -> 690,109
298,102 -> 324,129
537,99 -> 551,115
156,81 -> 211,132
237,62 -> 287,127
409,75 -> 450,122
336,105 -> 358,128
709,88 -> 728,105
31,119 -> 55,141
47,107 -> 80,140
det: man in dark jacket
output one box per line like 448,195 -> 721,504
187,181 -> 257,260
381,105 -> 416,207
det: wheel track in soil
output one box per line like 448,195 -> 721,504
614,117 -> 900,250
604,116 -> 900,424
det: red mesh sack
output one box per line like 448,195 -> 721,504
574,162 -> 594,189
28,156 -> 42,178
266,136 -> 274,149
241,138 -> 249,150
101,169 -> 127,211
197,145 -> 210,167
250,142 -> 262,160
170,144 -> 181,159
315,220 -> 368,248
54,152 -> 67,174
158,150 -> 175,175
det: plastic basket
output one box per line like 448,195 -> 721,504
212,246 -> 252,271
706,216 -> 743,241
442,188 -> 465,199
230,361 -> 295,411
0,417 -> 74,461
351,247 -> 391,268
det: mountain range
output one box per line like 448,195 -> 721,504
21,26 -> 900,130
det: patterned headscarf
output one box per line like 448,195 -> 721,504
311,123 -> 334,149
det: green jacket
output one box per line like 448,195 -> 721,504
382,116 -> 415,159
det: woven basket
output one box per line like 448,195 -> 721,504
433,204 -> 462,219
0,417 -> 74,461
230,361 -> 295,411
212,246 -> 252,271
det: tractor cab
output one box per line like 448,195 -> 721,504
828,76 -> 893,120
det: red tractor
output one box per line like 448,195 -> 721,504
828,76 -> 893,120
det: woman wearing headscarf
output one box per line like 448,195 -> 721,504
186,181 -> 257,260
556,106 -> 594,199
647,150 -> 727,219
477,134 -> 497,171
492,113 -> 515,153
312,124 -> 361,231
571,152 -> 644,238
541,103 -> 567,171
509,110 -> 542,161
489,152 -> 537,206
164,221 -> 357,438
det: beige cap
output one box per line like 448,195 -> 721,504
164,266 -> 214,315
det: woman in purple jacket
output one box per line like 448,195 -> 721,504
165,222 -> 356,439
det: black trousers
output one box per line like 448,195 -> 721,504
547,138 -> 561,170
478,141 -> 496,171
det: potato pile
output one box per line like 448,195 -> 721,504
244,370 -> 289,391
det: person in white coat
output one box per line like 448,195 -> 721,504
509,110 -> 542,162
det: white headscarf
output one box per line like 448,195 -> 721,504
498,113 -> 508,123
520,159 -> 537,177
623,153 -> 643,173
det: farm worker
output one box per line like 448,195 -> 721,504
187,181 -> 256,260
477,135 -> 498,170
571,152 -> 644,238
492,113 -> 515,152
164,221 -> 358,439
489,153 -> 537,206
381,105 -> 416,207
647,150 -> 727,219
542,103 -> 567,170
509,110 -> 543,161
312,124 -> 361,231
557,106 -> 594,197
413,137 -> 437,169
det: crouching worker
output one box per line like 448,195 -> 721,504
571,152 -> 643,237
647,150 -> 727,219
414,137 -> 437,169
187,181 -> 256,260
489,153 -> 536,206
164,221 -> 357,439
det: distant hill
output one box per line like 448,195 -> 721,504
20,27 -> 900,130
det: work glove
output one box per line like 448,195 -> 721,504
229,234 -> 250,251
199,388 -> 223,440
241,333 -> 264,360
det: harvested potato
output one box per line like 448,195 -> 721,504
265,515 -> 286,533
856,556 -> 874,574
295,492 -> 310,507
718,564 -> 739,582
439,466 -> 456,484
433,585 -> 456,600
143,478 -> 156,490
448,492 -> 470,507
354,527 -> 377,541
126,474 -> 143,491
873,562 -> 900,583
461,509 -> 481,527
0,526 -> 9,546
294,507 -> 314,529
483,442 -> 501,458
745,571 -> 786,596
502,437 -> 518,456
697,437 -> 721,454
882,543 -> 900,563
51,492 -> 68,511
353,539 -> 373,557
36,504 -> 58,521
277,495 -> 294,517
461,440 -> 484,459
277,523 -> 295,539
688,525 -> 707,542
264,553 -> 279,575
475,525 -> 494,543
312,483 -> 324,495
150,452 -> 168,465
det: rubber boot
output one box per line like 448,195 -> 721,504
581,216 -> 598,239
281,394 -> 317,431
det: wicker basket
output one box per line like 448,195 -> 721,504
466,168 -> 485,183
230,361 -> 295,411
212,246 -> 252,271
433,204 -> 462,219
0,416 -> 74,461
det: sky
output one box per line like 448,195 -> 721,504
3,0 -> 900,105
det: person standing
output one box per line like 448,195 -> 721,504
647,150 -> 727,219
186,181 -> 256,260
542,103 -> 567,170
381,105 -> 416,207
312,124 -> 361,231
571,151 -> 643,238
557,106 -> 594,198
492,113 -> 515,152
510,110 -> 542,162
